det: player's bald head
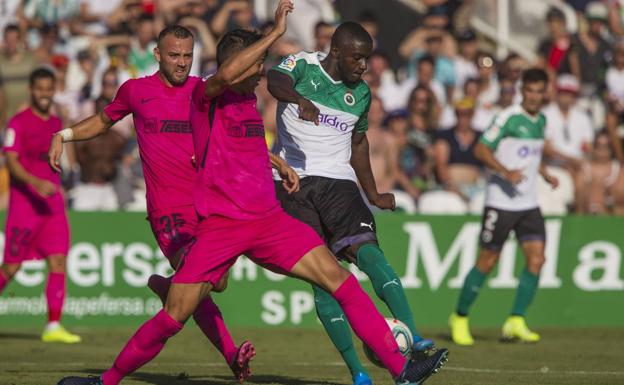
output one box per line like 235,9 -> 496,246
330,22 -> 373,51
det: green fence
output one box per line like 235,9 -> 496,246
0,213 -> 622,327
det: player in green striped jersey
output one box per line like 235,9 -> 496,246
450,68 -> 560,346
268,22 -> 446,385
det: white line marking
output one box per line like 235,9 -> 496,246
1,362 -> 623,376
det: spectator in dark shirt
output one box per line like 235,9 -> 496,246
538,7 -> 581,79
433,97 -> 482,200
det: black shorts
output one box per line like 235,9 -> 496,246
275,176 -> 377,257
480,206 -> 546,250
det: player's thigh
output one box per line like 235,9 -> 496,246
148,205 -> 199,269
289,245 -> 351,294
38,212 -> 70,269
172,216 -> 244,288
514,208 -> 546,245
274,179 -> 325,238
313,178 -> 378,259
3,214 -> 40,265
479,206 -> 517,252
248,210 -> 344,290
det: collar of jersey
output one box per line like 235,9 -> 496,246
315,51 -> 343,85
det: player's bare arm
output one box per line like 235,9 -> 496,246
269,152 -> 300,193
6,151 -> 56,197
474,142 -> 523,185
48,111 -> 115,173
203,0 -> 293,99
351,131 -> 395,210
267,70 -> 320,125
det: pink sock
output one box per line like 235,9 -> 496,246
193,296 -> 238,364
0,270 -> 8,294
332,275 -> 405,377
46,272 -> 65,322
102,310 -> 183,385
147,274 -> 172,304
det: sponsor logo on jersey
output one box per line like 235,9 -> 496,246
226,120 -> 265,138
318,113 -> 351,132
517,145 -> 542,158
343,92 -> 355,106
278,56 -> 297,72
160,120 -> 192,133
4,128 -> 16,147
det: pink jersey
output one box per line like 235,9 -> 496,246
190,80 -> 280,220
104,72 -> 200,213
3,108 -> 64,214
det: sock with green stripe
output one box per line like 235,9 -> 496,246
456,266 -> 487,316
312,284 -> 369,378
356,243 -> 420,339
511,268 -> 540,316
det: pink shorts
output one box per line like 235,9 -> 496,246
148,205 -> 199,261
172,209 -> 324,286
3,209 -> 69,264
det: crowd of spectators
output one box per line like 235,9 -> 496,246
1,0 -> 624,215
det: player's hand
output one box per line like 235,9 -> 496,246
32,179 -> 57,198
502,169 -> 523,185
297,97 -> 320,125
278,162 -> 300,194
48,134 -> 64,173
272,0 -> 294,37
371,193 -> 396,211
190,155 -> 197,168
544,173 -> 559,189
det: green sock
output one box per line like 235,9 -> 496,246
312,284 -> 368,378
456,267 -> 487,316
356,243 -> 420,339
511,268 -> 540,317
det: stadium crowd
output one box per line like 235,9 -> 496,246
1,0 -> 624,215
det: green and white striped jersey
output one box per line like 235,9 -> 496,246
480,105 -> 546,211
271,51 -> 371,182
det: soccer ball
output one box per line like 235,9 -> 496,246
363,318 -> 413,368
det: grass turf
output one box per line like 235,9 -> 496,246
0,326 -> 623,385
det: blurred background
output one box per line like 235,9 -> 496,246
3,0 -> 624,216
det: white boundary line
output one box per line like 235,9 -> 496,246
1,362 -> 623,376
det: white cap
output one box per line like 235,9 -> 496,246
557,74 -> 580,93
586,1 -> 608,21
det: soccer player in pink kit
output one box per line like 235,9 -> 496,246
56,2 -> 448,385
0,68 -> 80,344
48,25 -> 265,381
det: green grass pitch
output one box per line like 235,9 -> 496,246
1,326 -> 623,385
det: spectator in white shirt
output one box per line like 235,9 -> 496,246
606,40 -> 624,162
544,74 -> 594,173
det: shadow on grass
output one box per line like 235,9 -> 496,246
0,331 -> 40,340
77,369 -> 347,385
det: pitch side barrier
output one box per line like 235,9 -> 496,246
0,212 -> 622,327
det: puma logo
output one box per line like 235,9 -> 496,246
360,222 -> 374,231
310,79 -> 320,91
330,314 -> 345,323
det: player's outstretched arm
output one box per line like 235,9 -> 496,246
48,111 -> 114,173
203,0 -> 293,99
266,70 -> 320,125
474,142 -> 523,185
351,132 -> 395,210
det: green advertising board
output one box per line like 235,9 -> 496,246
0,212 -> 622,328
